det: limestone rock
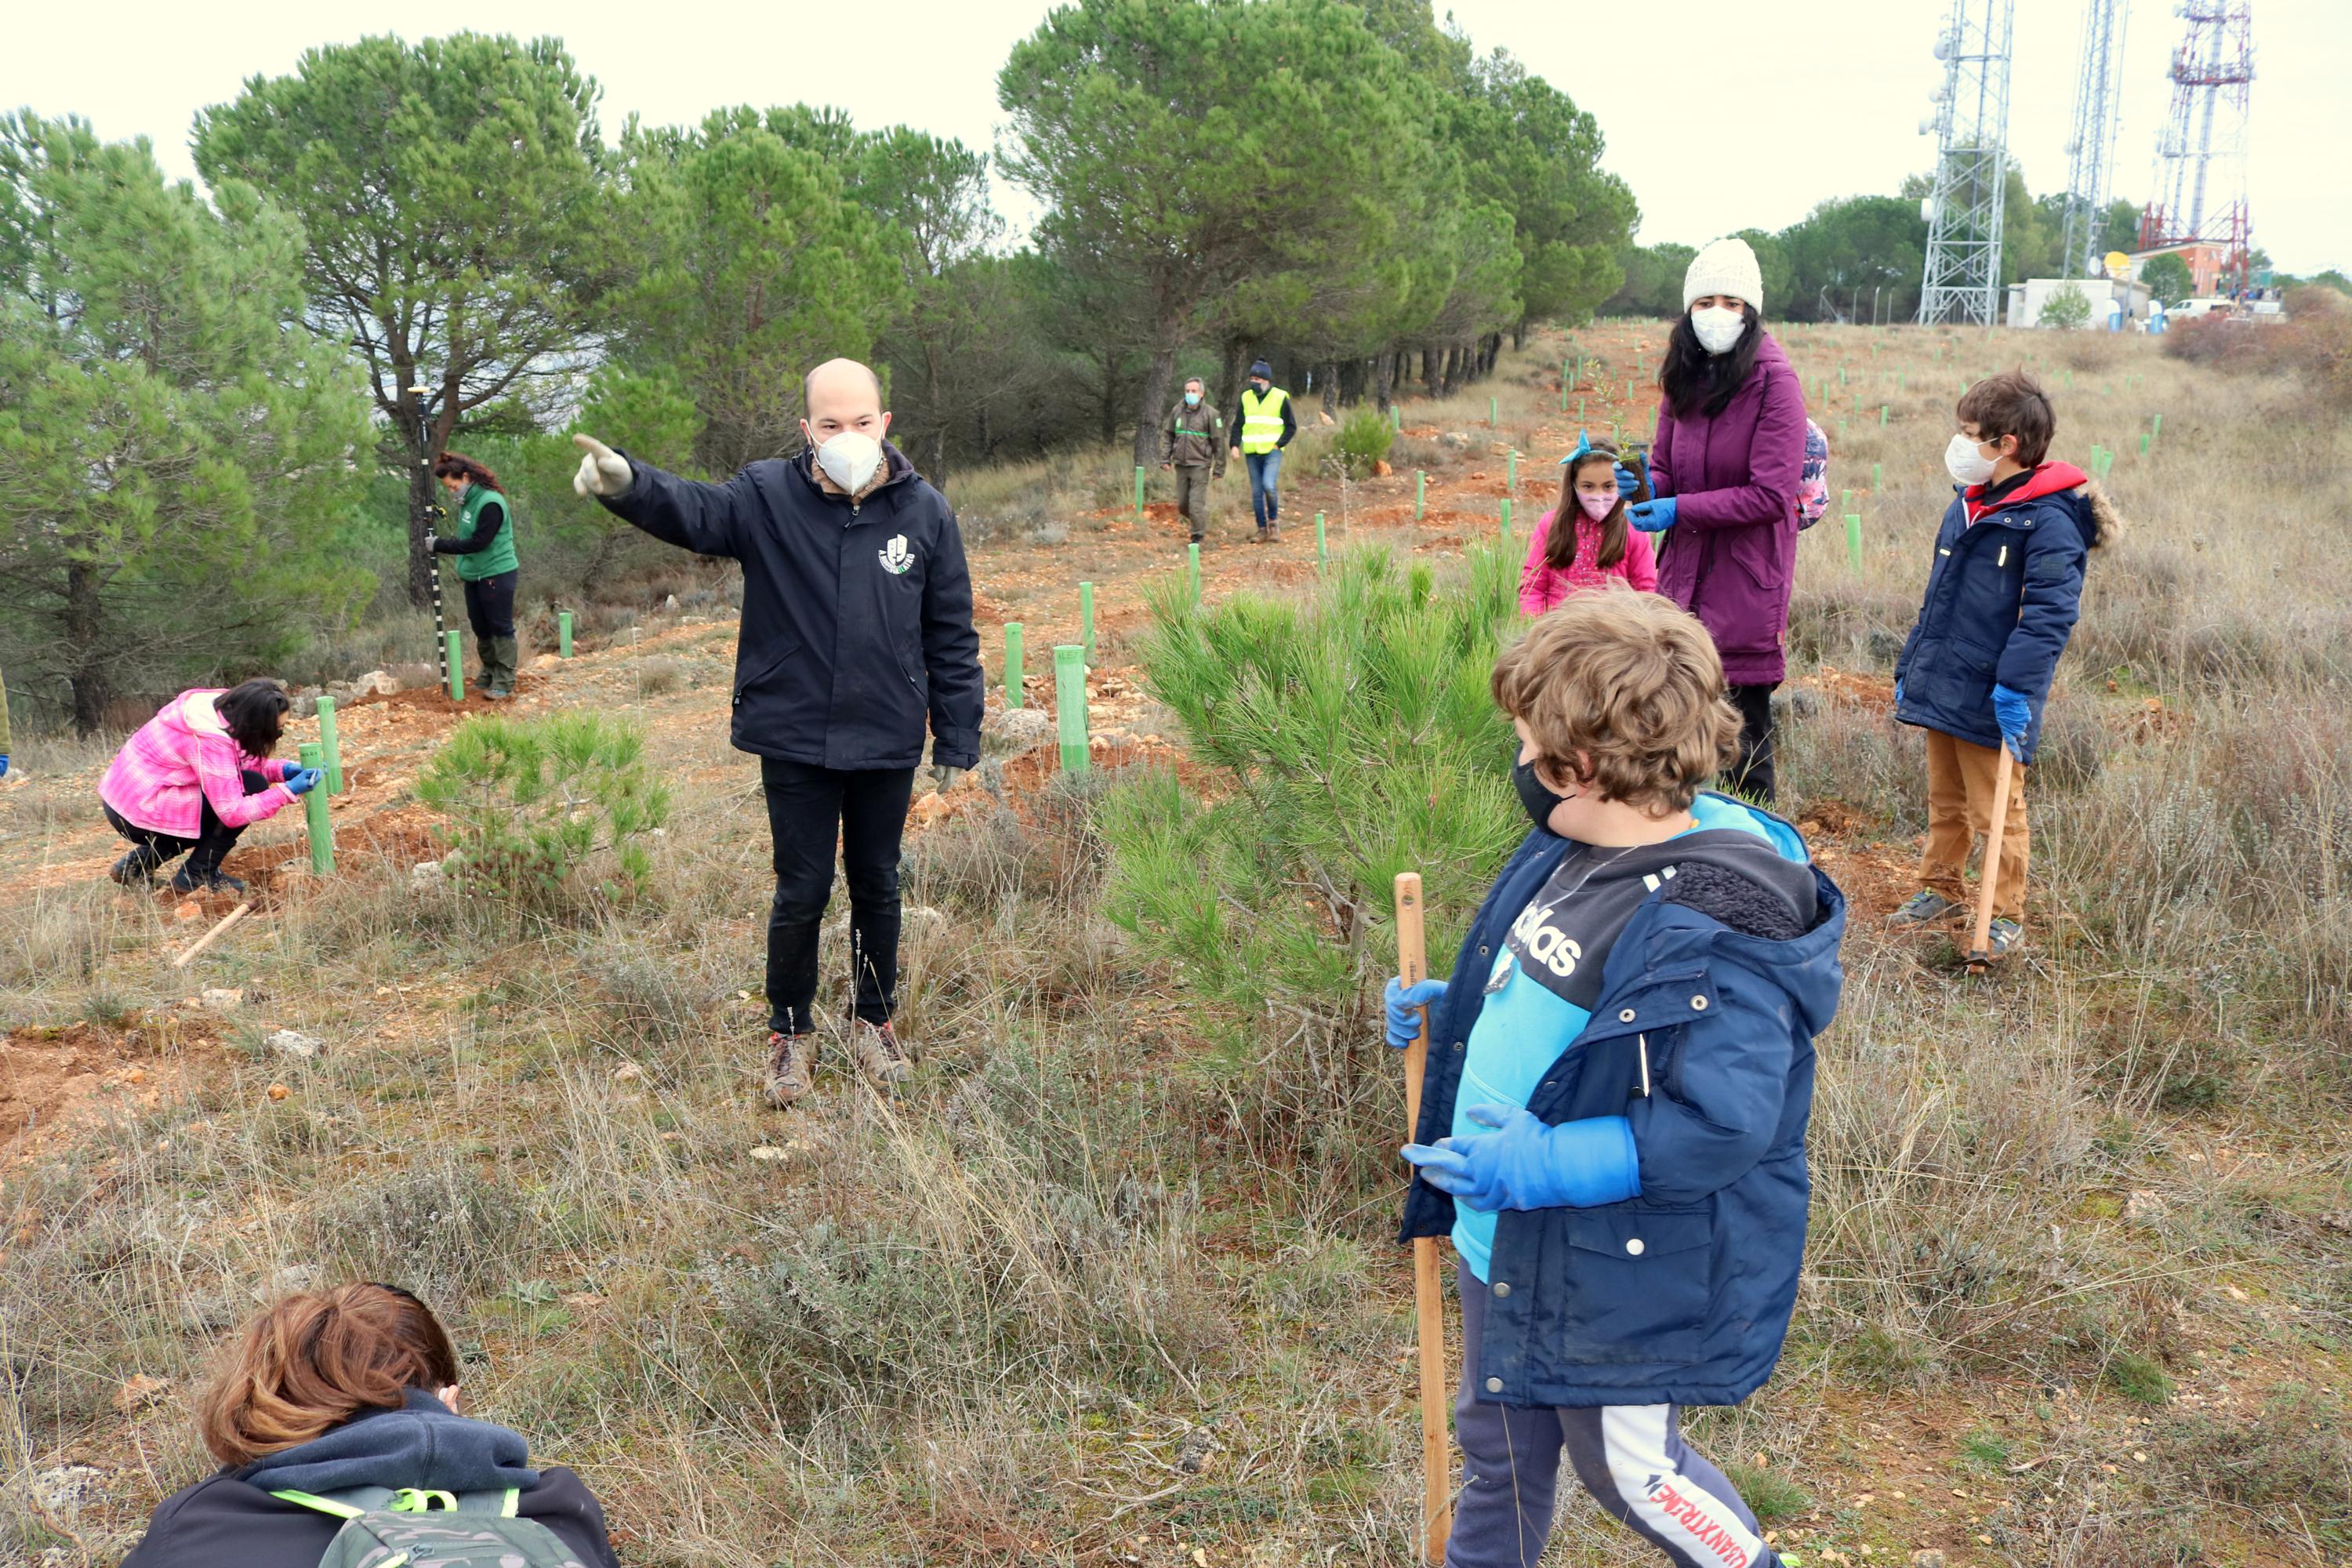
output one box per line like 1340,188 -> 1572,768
199,988 -> 245,1011
266,1029 -> 322,1059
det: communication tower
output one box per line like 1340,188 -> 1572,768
1917,0 -> 2018,326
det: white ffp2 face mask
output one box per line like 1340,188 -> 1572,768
813,430 -> 883,493
1944,433 -> 1998,487
1690,305 -> 1747,355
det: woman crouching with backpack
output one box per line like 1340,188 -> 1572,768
121,1283 -> 619,1568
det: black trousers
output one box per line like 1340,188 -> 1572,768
463,570 -> 518,639
760,758 -> 916,1036
1727,683 -> 1778,804
105,770 -> 267,878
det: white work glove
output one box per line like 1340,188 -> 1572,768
931,764 -> 964,794
572,434 -> 633,499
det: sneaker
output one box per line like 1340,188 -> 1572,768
1888,889 -> 1959,926
766,1030 -> 819,1107
846,1019 -> 913,1087
171,866 -> 246,896
1984,917 -> 2024,958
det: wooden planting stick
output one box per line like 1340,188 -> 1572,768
1965,745 -> 2018,974
1393,873 -> 1453,1566
172,902 -> 255,969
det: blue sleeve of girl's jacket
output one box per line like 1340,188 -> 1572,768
1623,960 -> 1795,1204
1993,510 -> 2088,702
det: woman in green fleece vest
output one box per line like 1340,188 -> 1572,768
429,452 -> 523,699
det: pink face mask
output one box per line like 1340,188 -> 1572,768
1575,490 -> 1616,521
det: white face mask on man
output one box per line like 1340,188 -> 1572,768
1944,433 -> 1999,487
811,430 -> 884,493
1690,305 -> 1747,355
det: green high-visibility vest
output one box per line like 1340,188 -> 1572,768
448,483 -> 519,583
1239,387 -> 1289,455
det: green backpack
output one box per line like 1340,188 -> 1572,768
273,1484 -> 591,1568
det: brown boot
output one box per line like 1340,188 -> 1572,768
846,1018 -> 913,1087
766,1030 -> 819,1107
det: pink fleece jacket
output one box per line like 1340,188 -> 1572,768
1518,509 -> 1661,614
100,690 -> 294,839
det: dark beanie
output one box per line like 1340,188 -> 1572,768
1249,360 -> 1274,379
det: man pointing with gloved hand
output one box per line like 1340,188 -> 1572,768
574,357 -> 982,1109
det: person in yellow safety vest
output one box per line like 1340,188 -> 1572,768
1229,359 -> 1297,543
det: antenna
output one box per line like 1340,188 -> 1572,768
2137,2 -> 2254,291
1917,0 -> 2017,327
2059,0 -> 2131,278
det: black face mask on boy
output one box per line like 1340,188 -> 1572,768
1512,756 -> 1572,831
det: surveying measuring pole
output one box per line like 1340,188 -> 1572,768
410,383 -> 447,693
1392,873 -> 1453,1565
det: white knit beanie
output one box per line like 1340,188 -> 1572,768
1682,236 -> 1765,316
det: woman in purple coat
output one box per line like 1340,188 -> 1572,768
1627,236 -> 1807,801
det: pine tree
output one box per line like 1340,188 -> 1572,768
1098,549 -> 1525,1019
0,115 -> 372,732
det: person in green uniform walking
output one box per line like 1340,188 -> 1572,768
429,452 -> 522,700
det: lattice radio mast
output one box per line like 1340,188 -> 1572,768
1917,0 -> 2017,326
2060,0 -> 2131,278
2137,2 -> 2254,288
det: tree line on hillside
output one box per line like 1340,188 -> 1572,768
1607,164 -> 2350,325
0,0 -> 1636,731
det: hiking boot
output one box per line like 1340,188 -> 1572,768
484,635 -> 519,699
846,1018 -> 913,1087
766,1030 -> 819,1107
1888,889 -> 1960,926
1189,529 -> 1203,544
171,866 -> 246,896
109,846 -> 165,887
1984,917 -> 2025,958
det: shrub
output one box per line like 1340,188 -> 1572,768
2040,281 -> 2093,331
416,711 -> 671,908
1334,405 -> 1394,477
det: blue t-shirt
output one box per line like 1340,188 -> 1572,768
1452,796 -> 1800,1279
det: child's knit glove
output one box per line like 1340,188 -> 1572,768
1991,684 -> 2033,752
1403,1105 -> 1641,1212
1383,977 -> 1448,1050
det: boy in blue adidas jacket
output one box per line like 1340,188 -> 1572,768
1390,592 -> 1846,1568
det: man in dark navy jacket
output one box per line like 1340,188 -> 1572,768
574,358 -> 982,1105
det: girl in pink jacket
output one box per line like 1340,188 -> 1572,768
1518,434 -> 1660,614
99,681 -> 319,894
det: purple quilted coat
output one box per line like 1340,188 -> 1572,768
1648,330 -> 1808,685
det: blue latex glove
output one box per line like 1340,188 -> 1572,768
1991,684 -> 2033,751
1626,496 -> 1679,533
284,767 -> 323,796
0,754 -> 9,778
1402,1105 -> 1641,1212
1383,976 -> 1448,1051
1613,463 -> 1642,498
1893,679 -> 1905,707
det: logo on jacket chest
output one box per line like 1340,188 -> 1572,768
1508,898 -> 1585,979
878,534 -> 914,575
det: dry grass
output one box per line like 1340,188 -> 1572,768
5,323 -> 2351,1566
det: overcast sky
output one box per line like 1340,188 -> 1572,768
5,0 -> 2345,277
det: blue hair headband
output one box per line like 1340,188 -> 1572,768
1558,429 -> 1592,466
